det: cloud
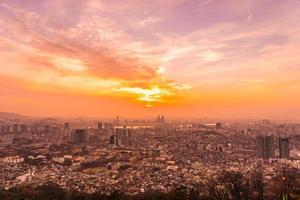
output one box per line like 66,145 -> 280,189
197,51 -> 223,62
0,1 -> 191,106
51,57 -> 87,72
1,0 -> 300,114
137,17 -> 161,28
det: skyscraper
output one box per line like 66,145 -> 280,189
115,128 -> 132,146
44,125 -> 50,134
70,129 -> 87,144
13,124 -> 18,133
279,137 -> 289,159
20,124 -> 27,132
257,136 -> 274,158
157,115 -> 160,122
109,135 -> 115,145
161,115 -> 165,123
216,122 -> 222,129
156,115 -> 166,123
257,136 -> 264,158
64,122 -> 70,130
5,125 -> 11,133
98,122 -> 103,130
0,125 -> 5,133
265,136 -> 274,158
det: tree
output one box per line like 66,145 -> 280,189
249,169 -> 265,200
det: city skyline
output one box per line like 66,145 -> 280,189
1,0 -> 300,119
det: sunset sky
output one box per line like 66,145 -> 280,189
0,0 -> 300,119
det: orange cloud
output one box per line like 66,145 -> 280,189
1,1 -> 300,119
0,2 -> 191,109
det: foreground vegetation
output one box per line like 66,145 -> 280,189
0,170 -> 299,200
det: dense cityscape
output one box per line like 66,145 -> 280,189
1,0 -> 300,199
0,112 -> 299,199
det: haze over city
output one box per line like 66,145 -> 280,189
1,1 -> 300,200
1,0 -> 300,119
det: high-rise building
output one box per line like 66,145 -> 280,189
44,125 -> 50,134
279,137 -> 289,159
109,135 -> 116,145
5,125 -> 11,133
20,124 -> 27,132
257,136 -> 264,158
31,124 -> 39,133
156,115 -> 160,123
216,122 -> 222,129
116,116 -> 119,125
156,115 -> 166,123
104,123 -> 113,129
98,122 -> 103,130
51,127 -> 59,135
0,125 -> 5,133
265,136 -> 274,158
70,129 -> 86,144
64,122 -> 70,130
257,136 -> 274,158
13,124 -> 18,133
161,115 -> 165,123
115,128 -> 132,146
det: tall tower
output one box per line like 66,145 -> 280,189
257,136 -> 265,158
64,122 -> 70,130
257,136 -> 274,158
156,115 -> 161,123
265,136 -> 274,158
98,122 -> 103,130
13,124 -> 18,133
161,115 -> 165,123
216,122 -> 222,129
44,125 -> 50,134
71,129 -> 86,144
20,124 -> 27,132
0,125 -> 5,133
279,138 -> 289,159
5,125 -> 11,133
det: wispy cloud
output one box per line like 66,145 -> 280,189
0,0 -> 300,117
0,1 -> 191,106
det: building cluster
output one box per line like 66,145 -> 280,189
0,117 -> 299,194
257,135 -> 291,159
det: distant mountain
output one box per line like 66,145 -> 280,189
0,112 -> 23,119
